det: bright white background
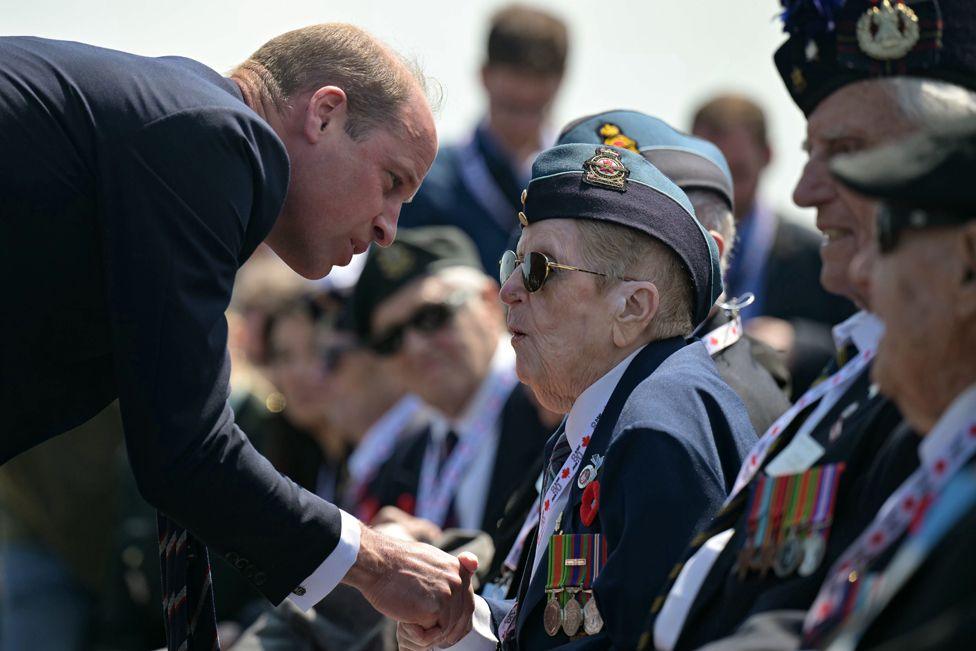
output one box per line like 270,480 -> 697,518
1,0 -> 815,225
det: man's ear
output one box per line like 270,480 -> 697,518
957,222 -> 976,321
610,281 -> 659,348
302,86 -> 348,144
708,229 -> 726,261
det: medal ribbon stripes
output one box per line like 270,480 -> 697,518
736,464 -> 845,579
416,364 -> 518,525
701,314 -> 744,357
729,349 -> 874,502
804,418 -> 976,646
545,534 -> 608,636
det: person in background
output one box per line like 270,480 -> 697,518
557,109 -> 792,435
398,4 -> 569,274
692,94 -> 856,397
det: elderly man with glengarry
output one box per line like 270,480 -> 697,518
398,142 -> 757,650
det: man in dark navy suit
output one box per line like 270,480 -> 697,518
398,143 -> 756,650
0,24 -> 477,649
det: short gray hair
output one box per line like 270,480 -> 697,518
881,78 -> 976,128
233,23 -> 433,139
685,189 -> 735,275
574,220 -> 694,339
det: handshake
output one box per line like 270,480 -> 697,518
342,520 -> 479,649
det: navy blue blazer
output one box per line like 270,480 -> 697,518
488,338 -> 756,650
0,37 -> 341,603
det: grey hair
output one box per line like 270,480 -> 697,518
881,78 -> 976,128
685,189 -> 736,275
574,220 -> 694,339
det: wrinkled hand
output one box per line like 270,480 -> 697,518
371,505 -> 443,543
343,523 -> 478,647
397,620 -> 446,651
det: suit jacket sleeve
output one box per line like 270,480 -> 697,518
588,427 -> 727,650
95,108 -> 343,604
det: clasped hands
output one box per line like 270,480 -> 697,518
343,520 -> 478,649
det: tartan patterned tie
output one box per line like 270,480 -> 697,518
157,513 -> 220,651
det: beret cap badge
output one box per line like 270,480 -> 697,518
376,246 -> 415,280
582,146 -> 630,192
856,0 -> 920,60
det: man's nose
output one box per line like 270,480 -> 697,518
793,157 -> 836,209
372,208 -> 398,247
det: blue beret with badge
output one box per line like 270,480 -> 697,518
557,109 -> 735,211
775,0 -> 976,116
520,143 -> 722,327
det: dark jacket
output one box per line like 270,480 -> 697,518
490,339 -> 757,650
0,37 -> 339,603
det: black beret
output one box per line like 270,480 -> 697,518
350,226 -> 482,340
831,115 -> 976,240
521,143 -> 722,327
557,109 -> 735,210
775,0 -> 976,116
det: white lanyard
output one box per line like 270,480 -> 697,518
702,314 -> 744,356
416,367 -> 516,526
804,417 -> 976,635
728,348 -> 875,502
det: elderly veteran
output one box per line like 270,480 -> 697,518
796,118 -> 976,651
557,109 -> 792,435
642,1 -> 976,650
398,144 -> 756,651
350,226 -> 551,543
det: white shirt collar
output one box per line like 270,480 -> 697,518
919,383 -> 976,466
564,346 -> 645,448
433,339 -> 518,443
832,310 -> 885,355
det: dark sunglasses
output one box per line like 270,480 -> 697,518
369,292 -> 469,356
499,249 -> 630,293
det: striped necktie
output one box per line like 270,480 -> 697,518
158,513 -> 220,651
545,430 -> 572,490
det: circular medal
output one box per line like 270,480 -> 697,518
577,465 -> 596,489
798,534 -> 826,577
583,595 -> 604,635
543,594 -> 562,637
562,595 -> 583,637
773,535 -> 804,578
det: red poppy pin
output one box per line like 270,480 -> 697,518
580,480 -> 600,526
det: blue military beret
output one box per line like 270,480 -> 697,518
557,109 -> 735,210
775,0 -> 976,116
521,143 -> 722,327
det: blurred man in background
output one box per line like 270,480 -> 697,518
398,4 -> 569,273
692,94 -> 856,396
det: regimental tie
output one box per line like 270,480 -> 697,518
546,430 -> 573,489
158,513 -> 220,651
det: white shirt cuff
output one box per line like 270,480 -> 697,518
288,509 -> 362,611
439,595 -> 501,650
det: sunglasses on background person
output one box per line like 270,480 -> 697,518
499,250 -> 634,293
369,291 -> 473,356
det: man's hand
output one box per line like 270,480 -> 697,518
371,505 -> 443,543
343,522 -> 478,647
398,621 -> 444,651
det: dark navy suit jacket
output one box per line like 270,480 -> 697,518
0,37 -> 341,603
487,338 -> 756,650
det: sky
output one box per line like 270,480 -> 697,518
1,0 -> 815,225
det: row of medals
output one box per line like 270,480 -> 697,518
543,588 -> 603,638
734,526 -> 828,580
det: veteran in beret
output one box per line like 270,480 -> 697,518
796,117 -> 976,651
644,1 -> 976,650
557,109 -> 792,436
397,143 -> 756,650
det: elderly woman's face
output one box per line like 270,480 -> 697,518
500,219 -> 619,412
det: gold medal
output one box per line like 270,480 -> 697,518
543,591 -> 562,637
583,591 -> 604,635
561,591 -> 583,637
